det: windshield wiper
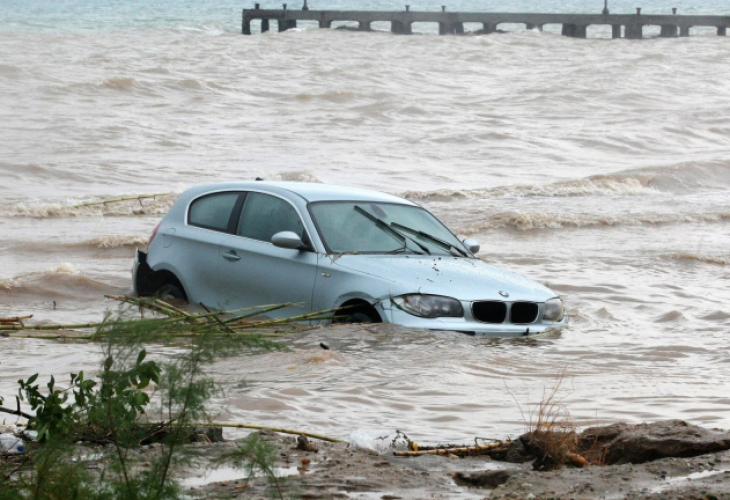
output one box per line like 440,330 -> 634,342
390,222 -> 469,257
353,206 -> 428,255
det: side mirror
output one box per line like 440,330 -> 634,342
462,238 -> 480,255
271,231 -> 304,250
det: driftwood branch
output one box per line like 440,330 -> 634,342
0,396 -> 33,420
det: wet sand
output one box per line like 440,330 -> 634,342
161,428 -> 730,500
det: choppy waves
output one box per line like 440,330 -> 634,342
0,173 -> 322,219
668,252 -> 730,266
403,161 -> 730,202
83,235 -> 148,248
0,195 -> 178,219
0,264 -> 124,299
402,174 -> 657,201
458,209 -> 730,232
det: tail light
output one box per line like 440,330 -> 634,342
148,221 -> 162,246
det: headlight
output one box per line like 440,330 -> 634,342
391,294 -> 464,319
543,298 -> 564,322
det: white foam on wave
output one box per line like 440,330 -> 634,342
0,263 -> 78,291
0,193 -> 178,219
458,210 -> 730,233
402,161 -> 730,202
401,175 -> 657,202
268,171 -> 322,183
0,278 -> 21,290
46,263 -> 79,275
84,235 -> 148,249
0,263 -> 122,300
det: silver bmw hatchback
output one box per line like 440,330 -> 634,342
133,182 -> 567,337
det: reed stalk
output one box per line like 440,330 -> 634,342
393,441 -> 509,457
191,422 -> 342,442
72,192 -> 170,208
0,322 -> 105,331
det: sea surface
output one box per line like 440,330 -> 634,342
1,0 -> 729,444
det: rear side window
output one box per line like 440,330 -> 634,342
237,192 -> 304,242
189,192 -> 240,232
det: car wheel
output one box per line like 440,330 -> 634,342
343,311 -> 377,324
157,284 -> 186,301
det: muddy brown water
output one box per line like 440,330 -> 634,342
1,23 -> 730,445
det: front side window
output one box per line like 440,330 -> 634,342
309,201 -> 469,256
237,192 -> 304,242
188,192 -> 240,232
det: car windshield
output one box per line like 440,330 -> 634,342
309,201 -> 470,256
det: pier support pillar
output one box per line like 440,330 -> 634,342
242,18 -> 251,35
526,23 -> 534,30
660,25 -> 678,37
625,23 -> 643,39
439,22 -> 465,34
318,19 -> 331,28
561,23 -> 576,37
261,18 -> 270,32
718,26 -> 727,36
391,20 -> 412,34
358,20 -> 371,30
574,25 -> 587,38
679,26 -> 690,36
481,22 -> 496,34
611,24 -> 621,38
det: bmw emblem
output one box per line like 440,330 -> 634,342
499,290 -> 509,297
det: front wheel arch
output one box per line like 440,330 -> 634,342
333,299 -> 382,324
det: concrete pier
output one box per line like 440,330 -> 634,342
242,7 -> 730,39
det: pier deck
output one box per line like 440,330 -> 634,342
242,5 -> 730,39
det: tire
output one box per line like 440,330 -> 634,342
342,310 -> 377,324
156,284 -> 186,300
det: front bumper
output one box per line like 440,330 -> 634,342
382,302 -> 568,337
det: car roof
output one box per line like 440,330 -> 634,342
191,182 -> 416,205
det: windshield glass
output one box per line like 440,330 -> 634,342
309,201 -> 470,256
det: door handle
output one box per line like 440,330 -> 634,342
222,251 -> 241,261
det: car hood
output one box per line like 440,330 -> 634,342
330,255 -> 556,302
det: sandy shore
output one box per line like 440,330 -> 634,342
167,425 -> 730,500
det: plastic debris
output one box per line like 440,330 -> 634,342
0,433 -> 26,454
348,429 -> 412,454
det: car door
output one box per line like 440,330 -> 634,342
216,191 -> 318,318
173,190 -> 243,307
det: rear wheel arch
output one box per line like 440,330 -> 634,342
154,270 -> 188,300
137,258 -> 188,301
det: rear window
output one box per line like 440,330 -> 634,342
188,192 -> 240,232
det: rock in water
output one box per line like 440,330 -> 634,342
297,434 -> 319,452
578,420 -> 730,465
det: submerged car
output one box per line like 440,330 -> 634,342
133,182 -> 566,337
